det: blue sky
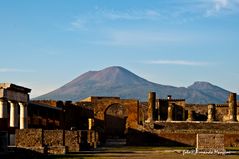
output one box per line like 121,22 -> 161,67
1,0 -> 239,98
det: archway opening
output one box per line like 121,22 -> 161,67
104,104 -> 128,138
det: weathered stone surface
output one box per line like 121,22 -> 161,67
16,129 -> 99,154
16,129 -> 43,147
65,130 -> 80,152
46,146 -> 66,154
44,130 -> 64,146
224,134 -> 239,147
147,92 -> 156,122
228,92 -> 237,122
196,134 -> 225,152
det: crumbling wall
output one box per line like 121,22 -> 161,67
16,129 -> 98,154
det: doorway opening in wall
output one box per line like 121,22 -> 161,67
104,104 -> 128,146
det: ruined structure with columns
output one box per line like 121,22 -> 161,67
2,85 -> 238,154
0,83 -> 31,147
145,92 -> 238,123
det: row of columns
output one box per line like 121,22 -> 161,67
0,99 -> 28,129
147,92 -> 237,122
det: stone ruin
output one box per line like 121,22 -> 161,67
196,134 -> 225,154
1,83 -> 239,155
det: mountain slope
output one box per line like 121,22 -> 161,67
35,66 -> 233,104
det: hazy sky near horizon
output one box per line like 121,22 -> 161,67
1,0 -> 239,98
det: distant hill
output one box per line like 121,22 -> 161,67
35,66 -> 234,104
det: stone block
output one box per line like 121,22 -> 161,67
196,134 -> 225,152
16,129 -> 43,147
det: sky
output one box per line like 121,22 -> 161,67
1,0 -> 239,98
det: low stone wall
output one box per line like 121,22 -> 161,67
127,122 -> 239,147
16,129 -> 98,154
127,129 -> 196,146
65,130 -> 79,152
16,129 -> 43,148
44,130 -> 64,147
153,121 -> 239,133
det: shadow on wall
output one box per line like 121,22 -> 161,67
126,128 -> 195,147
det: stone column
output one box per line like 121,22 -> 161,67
0,99 -> 8,130
207,104 -> 215,122
166,103 -> 174,122
228,92 -> 237,122
19,102 -> 28,129
187,110 -> 194,121
0,99 -> 8,118
146,92 -> 156,122
9,101 -> 18,128
88,118 -> 93,130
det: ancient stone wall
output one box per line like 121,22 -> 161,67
128,120 -> 239,147
127,128 -> 196,146
44,130 -> 64,147
224,134 -> 239,147
153,122 -> 239,132
94,98 -> 139,128
16,129 -> 98,154
31,100 -> 58,107
16,129 -> 43,147
196,134 -> 225,152
65,130 -> 80,152
186,104 -> 239,122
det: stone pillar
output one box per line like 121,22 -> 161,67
9,101 -> 18,128
166,103 -> 174,122
19,102 -> 28,129
207,104 -> 215,122
187,110 -> 194,121
228,92 -> 237,122
0,99 -> 8,118
146,92 -> 156,122
0,99 -> 8,130
88,118 -> 94,130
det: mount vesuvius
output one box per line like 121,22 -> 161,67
35,66 -> 233,104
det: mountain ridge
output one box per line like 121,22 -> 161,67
35,66 -> 235,104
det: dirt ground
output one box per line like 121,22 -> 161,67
2,146 -> 239,159
42,146 -> 239,159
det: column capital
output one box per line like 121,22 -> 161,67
19,102 -> 27,107
9,100 -> 17,104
